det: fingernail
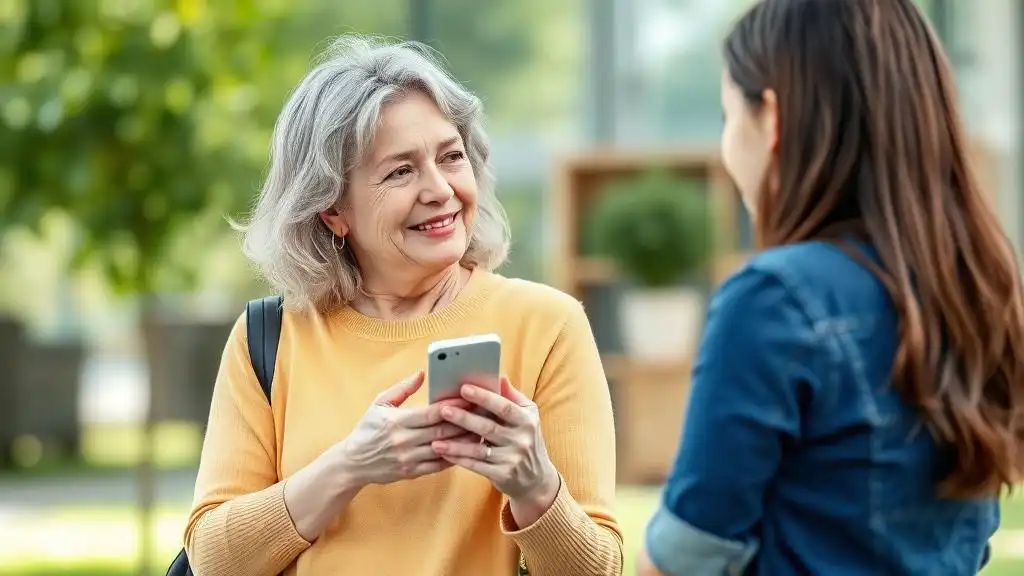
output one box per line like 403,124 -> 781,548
432,441 -> 447,451
461,385 -> 475,398
441,407 -> 454,418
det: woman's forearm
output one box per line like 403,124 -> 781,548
283,449 -> 364,541
187,452 -> 363,576
186,482 -> 313,576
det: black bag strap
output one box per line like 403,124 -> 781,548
245,295 -> 284,403
165,296 -> 285,576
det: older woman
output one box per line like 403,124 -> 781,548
183,36 -> 621,576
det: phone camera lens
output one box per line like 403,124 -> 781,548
438,352 -> 447,361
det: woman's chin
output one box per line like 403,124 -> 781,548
410,246 -> 466,272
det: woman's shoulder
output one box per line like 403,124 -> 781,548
724,241 -> 893,326
742,241 -> 885,297
746,240 -> 870,278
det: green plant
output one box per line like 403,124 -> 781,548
585,169 -> 711,288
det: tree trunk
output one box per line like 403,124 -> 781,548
137,294 -> 163,576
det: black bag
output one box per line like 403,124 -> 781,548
165,295 -> 284,576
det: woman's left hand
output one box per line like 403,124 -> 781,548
432,375 -> 560,503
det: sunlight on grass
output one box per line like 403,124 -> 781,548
0,508 -> 185,574
2,491 -> 1022,576
7,423 -> 1024,576
617,485 -> 659,572
80,422 -> 202,468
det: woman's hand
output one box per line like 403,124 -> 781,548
334,371 -> 470,486
286,371 -> 467,540
431,375 -> 561,527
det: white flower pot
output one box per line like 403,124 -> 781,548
619,287 -> 705,362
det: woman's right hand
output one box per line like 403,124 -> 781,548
284,371 -> 468,541
334,370 -> 470,486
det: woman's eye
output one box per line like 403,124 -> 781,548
444,151 -> 466,162
387,166 -> 413,180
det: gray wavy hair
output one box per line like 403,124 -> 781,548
238,35 -> 511,314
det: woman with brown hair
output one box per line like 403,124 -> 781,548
638,0 -> 1024,574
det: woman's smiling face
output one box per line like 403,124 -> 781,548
322,90 -> 478,276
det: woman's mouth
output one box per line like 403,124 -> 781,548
409,211 -> 459,238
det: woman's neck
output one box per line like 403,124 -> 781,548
351,264 -> 471,321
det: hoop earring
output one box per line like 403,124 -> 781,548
334,235 -> 346,252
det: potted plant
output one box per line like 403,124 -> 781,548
586,169 -> 712,361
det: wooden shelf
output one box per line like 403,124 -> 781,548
556,148 -> 729,172
575,257 -> 617,283
572,252 -> 755,287
550,147 -> 746,300
603,353 -> 694,485
602,354 -> 692,380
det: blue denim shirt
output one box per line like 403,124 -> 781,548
644,241 -> 998,575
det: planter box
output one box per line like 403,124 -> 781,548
605,355 -> 692,485
619,287 -> 705,362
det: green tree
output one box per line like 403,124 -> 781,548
0,1 -> 316,573
0,0 -> 559,567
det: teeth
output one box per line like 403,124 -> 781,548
415,215 -> 455,231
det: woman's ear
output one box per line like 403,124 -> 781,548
319,207 -> 348,238
761,88 -> 780,152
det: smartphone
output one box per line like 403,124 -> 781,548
427,333 -> 502,404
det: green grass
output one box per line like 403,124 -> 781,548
3,424 -> 1024,575
0,491 -> 1022,576
6,422 -> 203,474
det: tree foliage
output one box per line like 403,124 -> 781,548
0,0 -> 554,296
0,0 -> 312,294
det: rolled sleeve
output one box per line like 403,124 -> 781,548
645,501 -> 758,576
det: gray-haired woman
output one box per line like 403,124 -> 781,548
183,36 -> 622,576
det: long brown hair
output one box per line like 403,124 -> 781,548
723,0 -> 1024,498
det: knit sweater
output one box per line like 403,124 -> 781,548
184,270 -> 623,576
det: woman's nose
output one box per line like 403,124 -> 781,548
417,164 -> 456,205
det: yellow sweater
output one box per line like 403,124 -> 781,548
184,270 -> 622,576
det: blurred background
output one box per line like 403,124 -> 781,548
1,0 -> 1022,574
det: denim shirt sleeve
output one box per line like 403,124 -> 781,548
644,265 -> 823,576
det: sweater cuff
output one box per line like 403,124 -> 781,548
221,480 -> 312,570
187,481 -> 311,575
262,480 -> 313,559
500,476 -> 589,560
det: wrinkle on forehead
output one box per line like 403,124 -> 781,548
366,92 -> 460,164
